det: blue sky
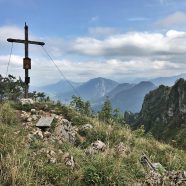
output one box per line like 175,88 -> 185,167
1,0 -> 186,85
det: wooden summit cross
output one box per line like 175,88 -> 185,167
7,23 -> 45,98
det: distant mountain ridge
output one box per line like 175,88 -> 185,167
110,81 -> 156,112
30,73 -> 186,112
32,80 -> 81,94
150,73 -> 186,86
106,83 -> 135,99
58,77 -> 119,102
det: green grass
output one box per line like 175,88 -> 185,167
0,102 -> 186,185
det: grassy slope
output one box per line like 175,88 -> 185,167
0,102 -> 186,186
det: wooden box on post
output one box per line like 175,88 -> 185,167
23,57 -> 31,69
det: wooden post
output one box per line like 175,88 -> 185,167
25,23 -> 29,98
7,23 -> 45,98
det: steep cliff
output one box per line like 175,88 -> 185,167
137,78 -> 186,149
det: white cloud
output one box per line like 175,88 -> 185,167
0,25 -> 24,44
0,52 -> 185,86
156,11 -> 186,27
70,30 -> 186,57
166,30 -> 185,37
1,24 -> 186,85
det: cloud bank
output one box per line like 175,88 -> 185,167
1,25 -> 186,85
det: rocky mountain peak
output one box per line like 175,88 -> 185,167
136,78 -> 186,149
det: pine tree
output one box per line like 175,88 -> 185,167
99,96 -> 112,123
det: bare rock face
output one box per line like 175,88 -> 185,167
136,78 -> 186,143
63,153 -> 75,169
54,119 -> 78,143
85,140 -> 106,155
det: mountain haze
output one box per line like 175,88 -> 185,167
31,80 -> 81,99
58,77 -> 119,102
106,83 -> 135,99
111,81 -> 156,112
150,73 -> 186,86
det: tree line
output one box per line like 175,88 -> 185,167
1,74 -> 134,124
0,74 -> 49,102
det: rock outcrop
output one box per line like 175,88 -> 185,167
54,118 -> 78,143
136,78 -> 186,149
85,140 -> 106,155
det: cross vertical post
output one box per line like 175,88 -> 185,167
7,23 -> 45,98
25,23 -> 29,98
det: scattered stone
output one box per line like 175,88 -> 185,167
62,119 -> 71,128
32,114 -> 38,121
164,171 -> 186,185
45,150 -> 57,164
144,170 -> 163,185
43,131 -> 51,138
50,109 -> 56,113
32,128 -> 43,139
63,153 -> 75,169
58,149 -> 63,154
19,98 -> 34,105
39,110 -> 45,115
43,104 -> 49,111
50,157 -> 57,164
54,115 -> 60,120
81,123 -> 93,130
85,140 -> 106,155
48,150 -> 56,157
14,131 -> 20,135
20,111 -> 30,121
85,146 -> 98,155
27,117 -> 32,122
114,142 -> 130,156
91,140 -> 106,151
141,154 -> 186,185
31,109 -> 36,115
27,133 -> 35,142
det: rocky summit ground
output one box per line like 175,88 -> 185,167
0,101 -> 186,185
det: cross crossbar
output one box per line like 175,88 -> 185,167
7,38 -> 45,46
